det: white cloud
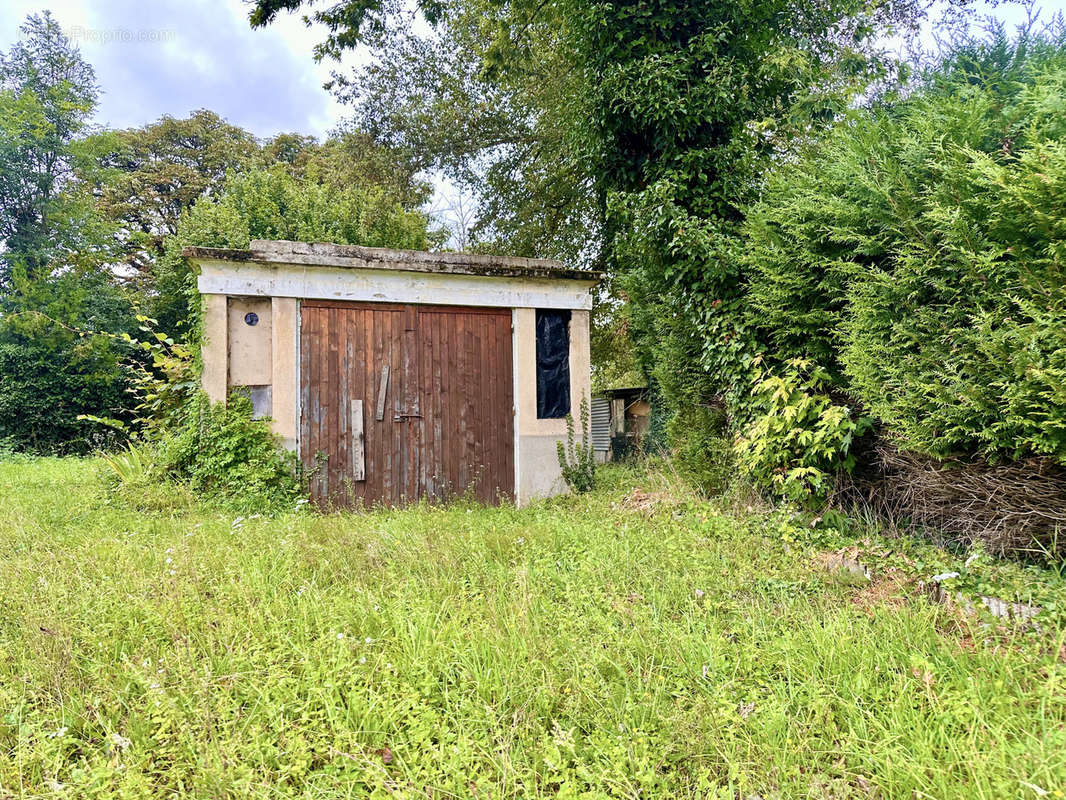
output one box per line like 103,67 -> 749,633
0,0 -> 351,137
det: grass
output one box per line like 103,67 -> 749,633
0,458 -> 1064,799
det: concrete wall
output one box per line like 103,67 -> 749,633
271,298 -> 299,449
198,261 -> 593,311
201,294 -> 228,404
513,308 -> 591,506
227,297 -> 272,387
200,295 -> 300,449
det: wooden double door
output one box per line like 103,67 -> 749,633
300,301 -> 515,508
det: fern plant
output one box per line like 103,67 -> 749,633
557,397 -> 596,494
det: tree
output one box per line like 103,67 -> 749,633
0,13 -> 138,455
282,128 -> 434,210
253,0 -> 599,267
155,165 -> 441,333
76,110 -> 260,278
247,0 -> 926,414
0,11 -> 98,286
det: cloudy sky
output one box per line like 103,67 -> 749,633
0,1 -> 1057,143
0,0 -> 353,138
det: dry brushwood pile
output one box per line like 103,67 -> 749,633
846,444 -> 1066,559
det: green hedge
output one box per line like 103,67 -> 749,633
743,30 -> 1066,468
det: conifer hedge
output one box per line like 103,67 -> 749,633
744,31 -> 1066,469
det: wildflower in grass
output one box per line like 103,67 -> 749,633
359,656 -> 367,664
110,732 -> 132,751
48,726 -> 68,739
364,637 -> 373,644
336,633 -> 344,640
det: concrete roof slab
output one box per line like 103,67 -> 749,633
182,239 -> 602,283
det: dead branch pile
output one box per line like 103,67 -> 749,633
839,443 -> 1066,559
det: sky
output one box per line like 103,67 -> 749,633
0,0 -> 354,138
2,1 -> 1059,143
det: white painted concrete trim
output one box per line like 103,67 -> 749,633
293,301 -> 302,456
512,309 -> 522,506
197,261 -> 595,311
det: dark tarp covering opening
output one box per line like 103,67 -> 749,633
536,309 -> 571,418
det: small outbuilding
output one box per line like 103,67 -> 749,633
591,386 -> 652,463
184,239 -> 599,508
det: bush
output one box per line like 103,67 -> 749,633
156,393 -> 301,513
734,359 -> 872,506
0,269 -> 138,455
667,403 -> 734,496
0,335 -> 129,455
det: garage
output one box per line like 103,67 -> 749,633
185,239 -> 599,508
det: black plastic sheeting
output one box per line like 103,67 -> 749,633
536,309 -> 571,419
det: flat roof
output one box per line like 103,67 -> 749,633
599,386 -> 650,398
183,239 -> 601,282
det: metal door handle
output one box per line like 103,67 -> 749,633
393,413 -> 423,421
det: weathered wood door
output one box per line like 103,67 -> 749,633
300,301 -> 514,508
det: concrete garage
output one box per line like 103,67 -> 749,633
184,239 -> 599,508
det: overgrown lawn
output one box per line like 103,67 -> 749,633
1,458 -> 1064,798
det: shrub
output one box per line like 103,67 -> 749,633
734,359 -> 872,506
0,269 -> 137,455
743,28 -> 1066,468
667,402 -> 734,496
156,392 -> 302,513
0,335 -> 129,455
